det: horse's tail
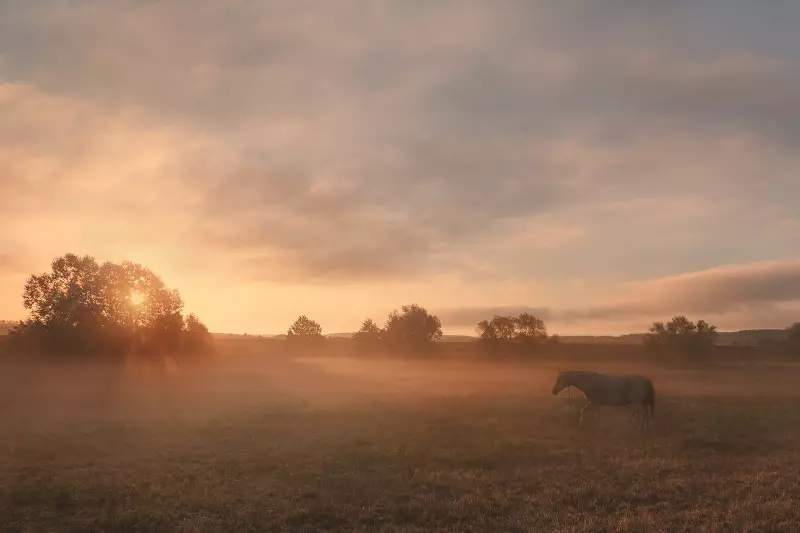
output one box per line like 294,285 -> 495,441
645,381 -> 655,416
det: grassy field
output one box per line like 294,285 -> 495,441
2,347 -> 800,532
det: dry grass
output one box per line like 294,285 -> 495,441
2,350 -> 800,532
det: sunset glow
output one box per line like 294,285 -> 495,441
1,2 -> 799,336
129,291 -> 145,307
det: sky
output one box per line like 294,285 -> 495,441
2,1 -> 800,336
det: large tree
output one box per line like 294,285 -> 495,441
12,253 -> 211,356
382,304 -> 442,349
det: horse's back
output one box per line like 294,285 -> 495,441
623,374 -> 654,403
586,373 -> 652,405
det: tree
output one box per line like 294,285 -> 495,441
146,311 -> 185,353
645,315 -> 717,355
476,315 -> 517,343
184,313 -> 214,354
287,315 -> 324,345
382,304 -> 442,350
476,312 -> 548,350
12,253 -> 211,357
514,312 -> 547,344
353,318 -> 382,345
476,319 -> 498,342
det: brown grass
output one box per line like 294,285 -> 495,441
2,345 -> 800,532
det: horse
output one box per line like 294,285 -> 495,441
552,370 -> 655,431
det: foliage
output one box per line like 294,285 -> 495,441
476,312 -> 549,349
476,315 -> 516,342
352,318 -> 382,348
644,315 -> 717,355
184,313 -> 214,354
514,312 -> 547,344
287,315 -> 324,345
9,253 -> 213,357
382,304 -> 442,350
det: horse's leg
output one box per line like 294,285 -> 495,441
579,400 -> 592,426
638,404 -> 649,433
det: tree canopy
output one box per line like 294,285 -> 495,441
382,304 -> 442,349
287,315 -> 324,344
644,315 -> 717,355
352,318 -> 382,345
476,312 -> 548,348
10,253 -> 213,356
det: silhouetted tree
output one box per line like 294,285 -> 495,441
353,318 -> 382,347
184,313 -> 214,354
514,312 -> 547,345
11,253 -> 212,357
476,319 -> 499,342
645,315 -> 717,356
476,312 -> 549,351
287,315 -> 324,345
145,311 -> 185,353
382,304 -> 442,350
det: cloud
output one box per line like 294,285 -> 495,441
625,260 -> 800,315
436,306 -> 554,331
0,83 -> 219,278
2,1 -> 800,335
439,260 -> 800,332
0,254 -> 24,275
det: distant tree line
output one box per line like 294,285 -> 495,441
280,312 -> 800,358
6,253 -> 213,358
643,317 -> 800,356
287,304 -> 443,352
6,253 -> 800,360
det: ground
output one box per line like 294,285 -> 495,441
2,348 -> 800,532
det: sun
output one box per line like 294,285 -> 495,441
130,291 -> 146,306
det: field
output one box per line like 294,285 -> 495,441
2,343 -> 800,532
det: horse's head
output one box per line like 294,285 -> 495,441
552,372 -> 567,395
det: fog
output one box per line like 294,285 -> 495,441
4,344 -> 799,444
0,352 -> 552,429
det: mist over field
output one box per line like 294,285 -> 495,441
3,339 -> 800,531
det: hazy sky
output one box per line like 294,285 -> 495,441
2,1 -> 800,335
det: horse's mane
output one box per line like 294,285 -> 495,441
560,370 -> 604,379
